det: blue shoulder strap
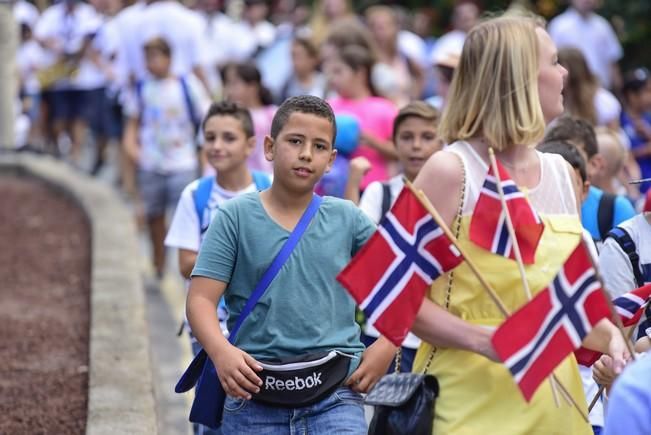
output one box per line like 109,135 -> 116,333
135,80 -> 144,125
179,75 -> 200,135
251,170 -> 272,191
606,226 -> 643,287
193,176 -> 215,234
175,194 -> 323,393
228,194 -> 322,339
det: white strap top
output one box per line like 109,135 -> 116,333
445,141 -> 579,217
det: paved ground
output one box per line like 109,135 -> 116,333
70,140 -> 196,435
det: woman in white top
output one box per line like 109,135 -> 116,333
411,14 -> 629,435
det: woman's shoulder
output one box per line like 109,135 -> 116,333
416,148 -> 465,188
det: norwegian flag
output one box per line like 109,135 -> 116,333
337,187 -> 463,347
469,160 -> 544,264
491,243 -> 611,401
575,283 -> 651,366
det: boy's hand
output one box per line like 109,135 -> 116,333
346,336 -> 397,393
348,156 -> 372,180
214,343 -> 264,400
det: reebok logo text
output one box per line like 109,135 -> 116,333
264,372 -> 323,391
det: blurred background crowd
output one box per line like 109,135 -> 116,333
3,0 -> 651,225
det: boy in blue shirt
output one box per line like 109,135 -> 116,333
187,96 -> 396,433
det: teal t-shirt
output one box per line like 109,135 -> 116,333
192,192 -> 375,371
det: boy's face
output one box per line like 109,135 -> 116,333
203,115 -> 255,174
264,112 -> 336,193
145,48 -> 171,79
291,42 -> 316,77
325,58 -> 358,99
395,116 -> 441,180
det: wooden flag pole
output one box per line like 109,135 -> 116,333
403,180 -> 588,422
487,148 -> 563,408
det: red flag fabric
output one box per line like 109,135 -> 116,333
337,187 -> 463,346
575,283 -> 651,366
469,160 -> 544,264
491,243 -> 611,401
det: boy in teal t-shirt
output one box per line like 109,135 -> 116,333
188,96 -> 396,433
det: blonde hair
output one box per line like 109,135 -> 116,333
438,16 -> 546,151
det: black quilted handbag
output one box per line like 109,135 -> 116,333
365,373 -> 439,435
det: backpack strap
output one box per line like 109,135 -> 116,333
135,80 -> 144,126
597,192 -> 616,240
179,75 -> 200,136
192,176 -> 215,235
605,226 -> 644,288
380,182 -> 392,222
251,170 -> 272,191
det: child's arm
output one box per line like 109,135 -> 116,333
179,249 -> 198,280
187,276 -> 263,400
346,335 -> 397,393
360,131 -> 398,160
344,157 -> 371,204
634,335 -> 651,353
122,117 -> 141,163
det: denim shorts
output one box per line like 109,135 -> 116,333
137,169 -> 196,218
221,387 -> 366,435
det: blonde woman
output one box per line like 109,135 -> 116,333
411,16 -> 629,434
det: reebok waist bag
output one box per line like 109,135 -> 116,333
252,350 -> 354,407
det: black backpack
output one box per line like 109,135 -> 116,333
596,192 -> 616,241
380,183 -> 392,222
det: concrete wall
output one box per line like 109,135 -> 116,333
0,153 -> 157,434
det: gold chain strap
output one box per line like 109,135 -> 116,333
422,159 -> 466,374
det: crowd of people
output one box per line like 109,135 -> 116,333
8,0 -> 651,434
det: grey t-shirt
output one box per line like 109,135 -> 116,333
193,192 -> 375,369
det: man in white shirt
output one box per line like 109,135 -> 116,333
548,0 -> 622,89
115,0 -> 209,91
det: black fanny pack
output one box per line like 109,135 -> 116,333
252,351 -> 354,407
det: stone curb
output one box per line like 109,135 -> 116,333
0,152 -> 158,435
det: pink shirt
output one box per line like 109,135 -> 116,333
328,96 -> 398,189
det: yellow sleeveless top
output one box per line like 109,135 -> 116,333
412,142 -> 591,435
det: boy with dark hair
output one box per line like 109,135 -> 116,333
186,95 -> 395,433
542,115 -> 635,242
